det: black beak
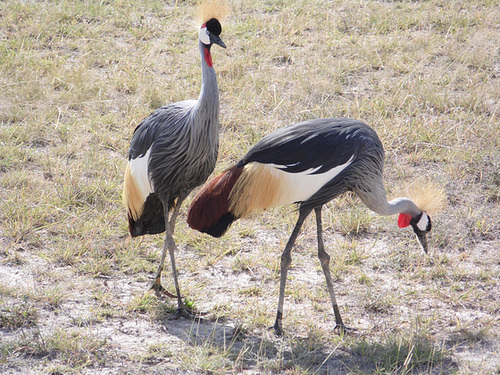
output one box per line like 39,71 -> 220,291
415,231 -> 429,254
210,34 -> 226,49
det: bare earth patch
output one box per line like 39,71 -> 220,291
1,223 -> 498,373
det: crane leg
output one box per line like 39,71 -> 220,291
314,207 -> 352,334
272,207 -> 312,337
151,199 -> 200,318
168,195 -> 186,235
151,200 -> 179,299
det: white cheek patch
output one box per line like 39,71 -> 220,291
199,26 -> 210,45
417,212 -> 429,231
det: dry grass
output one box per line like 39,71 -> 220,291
1,0 -> 499,373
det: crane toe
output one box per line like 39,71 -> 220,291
333,323 -> 357,335
170,305 -> 208,320
270,321 -> 285,337
150,280 -> 177,299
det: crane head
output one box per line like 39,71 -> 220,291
199,18 -> 226,48
399,178 -> 446,254
398,212 -> 432,253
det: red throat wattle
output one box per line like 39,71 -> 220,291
398,213 -> 412,228
204,48 -> 213,67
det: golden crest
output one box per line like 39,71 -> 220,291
407,178 -> 447,214
197,0 -> 231,25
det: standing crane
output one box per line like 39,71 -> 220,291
187,118 -> 446,335
122,1 -> 230,317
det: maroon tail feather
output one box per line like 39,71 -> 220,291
187,166 -> 243,237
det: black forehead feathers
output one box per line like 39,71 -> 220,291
410,212 -> 423,225
206,18 -> 222,36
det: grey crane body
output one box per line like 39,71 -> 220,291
187,118 -> 435,334
129,41 -> 220,219
232,118 -> 423,219
123,18 -> 226,313
239,118 -> 386,211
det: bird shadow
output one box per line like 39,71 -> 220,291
153,309 -> 455,374
155,311 -> 351,373
153,307 -> 460,374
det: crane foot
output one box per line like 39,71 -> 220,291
269,321 -> 285,338
170,306 -> 208,320
150,281 -> 178,299
149,278 -> 208,319
334,323 -> 356,335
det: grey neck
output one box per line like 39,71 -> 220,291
196,41 -> 220,115
384,197 -> 421,217
356,182 -> 422,218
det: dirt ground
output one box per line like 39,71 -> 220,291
1,224 -> 499,374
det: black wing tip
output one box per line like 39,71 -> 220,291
201,213 -> 236,238
128,214 -> 166,237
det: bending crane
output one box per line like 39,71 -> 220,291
187,118 -> 445,334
